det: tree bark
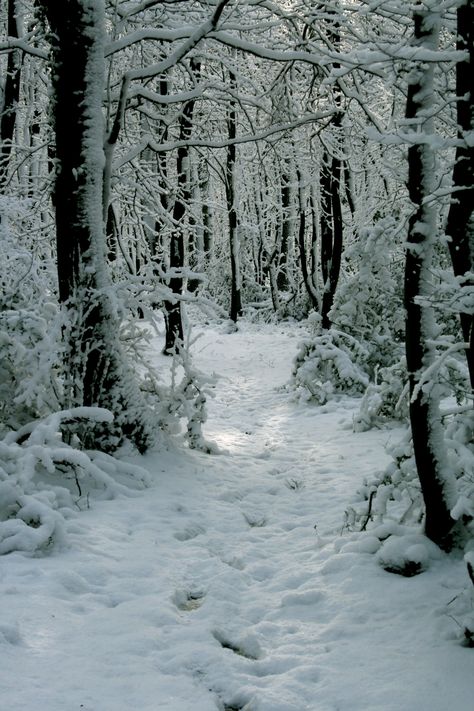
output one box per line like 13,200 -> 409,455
226,70 -> 242,323
297,170 -> 319,311
40,0 -> 152,452
277,171 -> 291,291
0,0 -> 22,191
163,59 -> 200,353
320,149 -> 343,329
319,6 -> 343,330
404,6 -> 455,549
445,0 -> 474,389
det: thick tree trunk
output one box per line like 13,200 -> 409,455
0,0 -> 22,191
404,7 -> 455,549
40,0 -> 152,452
445,0 -> 474,389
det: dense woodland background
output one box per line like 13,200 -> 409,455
1,0 -> 474,574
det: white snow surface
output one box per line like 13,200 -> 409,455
1,321 -> 473,711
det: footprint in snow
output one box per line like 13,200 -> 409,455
242,512 -> 267,528
172,588 -> 205,611
221,703 -> 251,711
174,524 -> 206,541
280,589 -> 325,607
212,629 -> 262,660
0,622 -> 22,646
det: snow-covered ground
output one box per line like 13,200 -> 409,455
1,321 -> 473,711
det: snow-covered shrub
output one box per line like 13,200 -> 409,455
0,197 -> 61,434
348,407 -> 474,546
166,342 -> 217,453
136,328 -> 217,453
330,218 -> 405,373
353,337 -> 469,432
445,410 -> 474,524
344,428 -> 422,534
292,327 -> 370,404
0,305 -> 62,430
0,408 -> 150,555
353,358 -> 409,432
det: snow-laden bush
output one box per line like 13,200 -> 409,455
0,408 -> 150,555
292,326 -> 370,404
353,358 -> 409,432
127,322 -> 217,453
0,197 -> 61,434
353,340 -> 469,432
0,305 -> 62,430
347,408 -> 474,543
330,217 -> 405,373
344,429 -> 422,534
157,343 -> 217,453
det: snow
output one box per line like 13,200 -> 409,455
1,321 -> 473,710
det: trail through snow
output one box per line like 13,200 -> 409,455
1,321 -> 473,711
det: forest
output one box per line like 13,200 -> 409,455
1,1 -> 474,709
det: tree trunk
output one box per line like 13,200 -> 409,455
226,70 -> 242,323
297,170 -> 319,310
163,60 -> 200,353
445,0 -> 474,389
40,0 -> 152,453
320,149 -> 343,329
0,0 -> 22,191
277,171 -> 291,291
404,6 -> 455,549
319,6 -> 343,330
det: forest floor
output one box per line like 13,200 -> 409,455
1,319 -> 473,711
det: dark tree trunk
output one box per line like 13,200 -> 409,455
145,76 -> 170,268
0,0 -> 22,191
319,7 -> 343,330
106,202 -> 118,261
40,0 -> 152,452
445,0 -> 474,389
297,170 -> 318,310
226,71 -> 242,323
404,7 -> 455,549
277,172 -> 291,291
320,149 -> 343,330
163,60 -> 200,353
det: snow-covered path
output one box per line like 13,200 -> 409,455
1,322 -> 473,711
